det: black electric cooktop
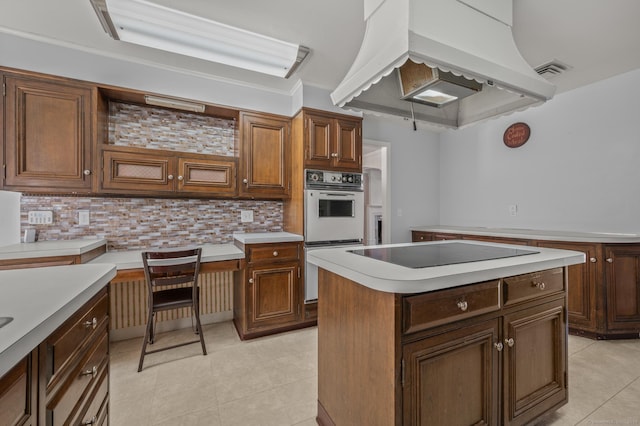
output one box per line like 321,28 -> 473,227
349,242 -> 539,269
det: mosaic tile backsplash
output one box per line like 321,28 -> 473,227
107,102 -> 237,156
21,196 -> 283,251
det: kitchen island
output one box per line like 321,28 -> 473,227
307,240 -> 584,426
0,263 -> 116,425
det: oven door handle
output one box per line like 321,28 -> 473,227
319,192 -> 353,197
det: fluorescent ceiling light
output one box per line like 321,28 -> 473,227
144,95 -> 205,112
90,0 -> 309,78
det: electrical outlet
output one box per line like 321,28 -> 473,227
78,210 -> 90,226
27,211 -> 53,225
508,204 -> 518,216
240,210 -> 254,223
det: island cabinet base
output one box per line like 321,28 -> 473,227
317,267 -> 568,426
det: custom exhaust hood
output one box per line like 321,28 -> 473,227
331,0 -> 556,129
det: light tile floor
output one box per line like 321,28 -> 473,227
110,322 -> 640,425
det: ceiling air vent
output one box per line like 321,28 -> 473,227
535,60 -> 572,78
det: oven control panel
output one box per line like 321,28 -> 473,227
305,169 -> 363,190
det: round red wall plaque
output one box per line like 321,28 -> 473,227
503,122 -> 531,148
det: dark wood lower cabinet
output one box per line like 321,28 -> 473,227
412,230 -> 640,339
233,241 -> 315,339
0,351 -> 37,426
604,245 -> 640,335
317,267 -> 568,426
403,320 -> 500,426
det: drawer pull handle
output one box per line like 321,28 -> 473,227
81,366 -> 98,378
533,282 -> 546,290
456,300 -> 468,311
82,416 -> 97,425
494,342 -> 503,351
83,317 -> 98,329
505,338 -> 515,347
273,251 -> 279,257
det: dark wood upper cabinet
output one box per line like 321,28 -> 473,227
239,111 -> 291,199
301,109 -> 362,172
3,73 -> 94,192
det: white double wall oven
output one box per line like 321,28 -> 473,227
304,169 -> 364,302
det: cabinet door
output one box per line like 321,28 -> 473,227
4,74 -> 93,192
536,241 -> 600,332
0,351 -> 37,426
502,299 -> 567,426
247,262 -> 299,330
604,245 -> 640,332
303,112 -> 333,169
402,319 -> 500,426
177,155 -> 237,195
334,117 -> 362,171
101,148 -> 175,194
240,112 -> 290,198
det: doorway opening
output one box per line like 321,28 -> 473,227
363,139 -> 391,245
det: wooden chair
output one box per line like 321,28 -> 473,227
138,247 -> 206,372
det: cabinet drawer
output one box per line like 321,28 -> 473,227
46,331 -> 108,426
403,280 -> 501,334
73,367 -> 109,426
248,243 -> 300,263
503,268 -> 564,306
44,289 -> 108,388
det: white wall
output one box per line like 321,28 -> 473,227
363,116 -> 440,242
439,68 -> 640,233
0,191 -> 21,246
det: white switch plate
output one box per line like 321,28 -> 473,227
78,210 -> 90,226
508,204 -> 518,216
27,211 -> 53,225
240,210 -> 254,223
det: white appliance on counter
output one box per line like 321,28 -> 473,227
0,191 -> 21,247
304,169 -> 364,302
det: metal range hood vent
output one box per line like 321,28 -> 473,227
331,0 -> 557,129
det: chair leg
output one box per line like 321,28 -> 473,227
138,308 -> 155,372
193,304 -> 207,356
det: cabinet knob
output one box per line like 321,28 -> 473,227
81,365 -> 98,378
243,178 -> 248,184
494,342 -> 504,351
178,175 -> 184,181
456,300 -> 468,311
248,278 -> 253,283
532,282 -> 546,291
505,338 -> 515,347
331,152 -> 338,158
420,236 -> 425,240
82,416 -> 97,425
590,257 -> 597,263
83,169 -> 91,176
83,317 -> 97,329
273,251 -> 279,257
168,174 -> 174,180
606,258 -> 613,263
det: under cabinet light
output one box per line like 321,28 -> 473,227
144,95 -> 206,113
89,0 -> 309,78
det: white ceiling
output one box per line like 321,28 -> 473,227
1,0 -> 639,98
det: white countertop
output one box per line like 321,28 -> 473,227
233,232 -> 303,244
0,263 -> 117,378
411,225 -> 640,243
307,240 -> 585,294
0,238 -> 107,261
89,243 -> 245,270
